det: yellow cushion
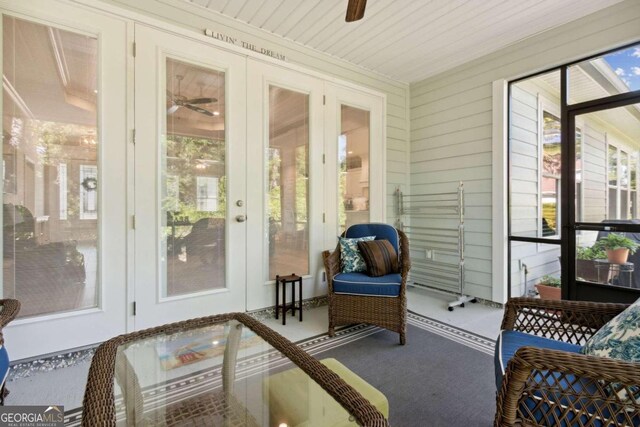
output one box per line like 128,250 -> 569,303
264,358 -> 388,427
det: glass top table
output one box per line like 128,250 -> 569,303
82,312 -> 388,427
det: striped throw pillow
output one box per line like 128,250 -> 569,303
357,239 -> 399,277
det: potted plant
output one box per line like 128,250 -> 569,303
596,233 -> 639,264
576,245 -> 606,282
535,275 -> 561,300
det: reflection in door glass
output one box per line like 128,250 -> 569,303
339,105 -> 370,233
267,86 -> 309,280
542,112 -> 561,237
2,17 -> 97,318
575,104 -> 640,291
568,42 -> 640,104
164,58 -> 225,296
508,70 -> 562,239
511,241 -> 562,298
578,105 -> 640,223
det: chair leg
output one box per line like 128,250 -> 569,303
399,331 -> 406,345
328,324 -> 335,337
0,383 -> 8,406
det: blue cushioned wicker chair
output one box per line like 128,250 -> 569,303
494,297 -> 640,426
0,299 -> 20,405
322,223 -> 410,345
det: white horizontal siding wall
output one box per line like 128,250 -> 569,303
84,0 -> 410,229
509,85 -> 539,239
583,124 -> 608,223
410,0 -> 640,302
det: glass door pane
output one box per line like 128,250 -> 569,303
164,58 -> 226,297
339,105 -> 370,232
3,16 -> 97,318
575,103 -> 640,292
267,86 -> 309,280
508,70 -> 562,240
135,25 -> 246,329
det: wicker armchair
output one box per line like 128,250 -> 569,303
0,299 -> 20,405
322,224 -> 410,345
494,297 -> 640,426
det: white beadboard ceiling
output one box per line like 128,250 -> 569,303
181,0 -> 624,83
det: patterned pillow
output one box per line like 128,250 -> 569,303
582,297 -> 640,360
582,297 -> 640,402
339,236 -> 375,273
358,239 -> 399,277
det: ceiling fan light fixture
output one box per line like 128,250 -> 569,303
167,74 -> 217,117
345,0 -> 367,22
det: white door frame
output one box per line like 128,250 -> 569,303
246,58 -> 325,311
324,84 -> 386,250
0,0 -> 130,360
0,0 -> 390,359
133,24 -> 247,329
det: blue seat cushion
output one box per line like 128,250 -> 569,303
345,224 -> 399,255
493,331 -> 632,426
0,346 -> 9,387
495,330 -> 583,389
333,272 -> 401,297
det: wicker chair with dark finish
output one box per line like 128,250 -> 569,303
494,297 -> 640,426
0,299 -> 20,405
322,223 -> 410,345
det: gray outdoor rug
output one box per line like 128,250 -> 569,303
315,313 -> 497,427
64,311 -> 497,426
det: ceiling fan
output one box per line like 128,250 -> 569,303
345,0 -> 367,22
167,75 -> 217,117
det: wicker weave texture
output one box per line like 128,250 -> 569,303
0,299 -> 20,347
83,312 -> 388,427
323,229 -> 410,345
495,297 -> 639,426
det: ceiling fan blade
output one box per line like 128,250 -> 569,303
185,97 -> 217,105
167,104 -> 180,115
185,104 -> 214,116
345,0 -> 367,22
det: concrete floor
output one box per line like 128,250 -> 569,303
5,286 -> 503,413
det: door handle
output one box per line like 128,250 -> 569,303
236,215 -> 247,223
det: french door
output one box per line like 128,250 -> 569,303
567,96 -> 640,303
324,84 -> 385,246
245,59 -> 324,310
1,5 -> 388,357
1,2 -> 129,359
133,25 -> 247,328
508,44 -> 640,305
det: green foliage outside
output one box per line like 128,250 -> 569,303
25,120 -> 92,219
594,233 -> 639,254
164,135 -> 226,225
576,245 -> 606,260
295,145 -> 308,227
537,275 -> 561,288
267,145 -> 309,231
268,148 -> 282,222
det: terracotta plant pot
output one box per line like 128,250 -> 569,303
535,284 -> 561,300
606,248 -> 629,264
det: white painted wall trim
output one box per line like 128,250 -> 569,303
492,79 -> 508,304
